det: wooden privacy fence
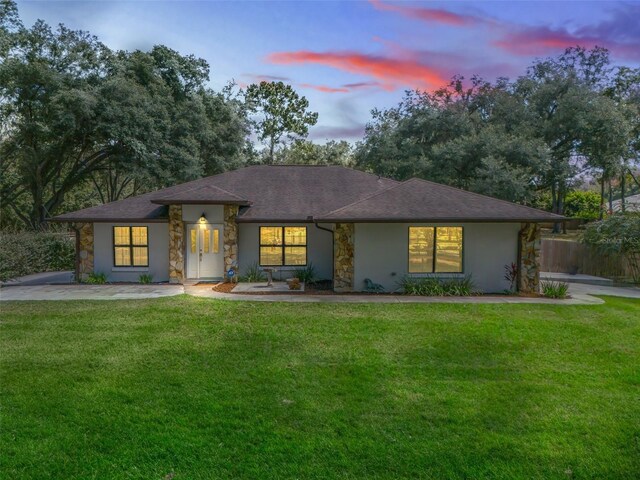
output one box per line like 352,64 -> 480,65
540,239 -> 633,279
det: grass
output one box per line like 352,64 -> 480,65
1,296 -> 639,479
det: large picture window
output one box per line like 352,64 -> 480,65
260,227 -> 307,266
409,226 -> 463,273
113,226 -> 149,267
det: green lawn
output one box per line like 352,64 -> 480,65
1,296 -> 639,479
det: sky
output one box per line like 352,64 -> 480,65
14,0 -> 640,142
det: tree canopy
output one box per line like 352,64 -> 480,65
0,7 -> 248,227
244,81 -> 318,164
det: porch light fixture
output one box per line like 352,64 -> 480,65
199,213 -> 207,225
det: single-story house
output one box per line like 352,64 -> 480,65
52,165 -> 564,293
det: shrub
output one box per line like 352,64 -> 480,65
139,274 -> 153,284
582,213 -> 640,283
564,190 -> 601,221
238,262 -> 265,282
293,263 -> 316,283
85,272 -> 107,284
541,281 -> 569,299
400,275 -> 477,296
0,230 -> 75,282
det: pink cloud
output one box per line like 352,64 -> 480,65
369,0 -> 481,26
299,83 -> 350,93
267,50 -> 449,91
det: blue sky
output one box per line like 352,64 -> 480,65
15,1 -> 640,142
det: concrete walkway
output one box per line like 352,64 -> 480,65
0,270 -> 74,286
2,281 -> 638,303
0,284 -> 183,301
541,271 -> 614,286
184,285 -> 605,304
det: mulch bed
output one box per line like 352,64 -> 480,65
211,281 -> 551,298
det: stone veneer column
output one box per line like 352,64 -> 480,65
518,222 -> 541,294
333,223 -> 355,292
168,204 -> 184,284
223,204 -> 239,280
77,222 -> 94,281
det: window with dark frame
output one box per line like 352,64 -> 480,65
259,226 -> 307,266
408,226 -> 463,273
113,226 -> 149,267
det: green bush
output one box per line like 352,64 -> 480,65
532,190 -> 600,221
139,274 -> 153,284
85,272 -> 107,284
400,276 -> 477,296
0,230 -> 75,282
238,262 -> 265,282
293,263 -> 316,283
582,213 -> 640,283
541,281 -> 569,299
564,190 -> 601,221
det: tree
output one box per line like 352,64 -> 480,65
605,67 -> 640,213
0,4 -> 248,227
512,47 -> 619,230
577,93 -> 631,218
582,213 -> 640,282
274,139 -> 353,166
355,77 -> 546,202
244,81 -> 318,163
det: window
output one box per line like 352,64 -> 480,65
113,226 -> 148,267
259,227 -> 307,266
408,226 -> 462,273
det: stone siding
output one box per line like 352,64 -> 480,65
518,222 -> 541,293
334,223 -> 354,292
223,205 -> 239,280
168,205 -> 184,283
77,222 -> 94,281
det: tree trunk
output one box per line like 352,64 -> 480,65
621,171 -> 626,213
608,180 -> 613,214
599,176 -> 605,220
551,183 -> 560,233
268,138 -> 275,165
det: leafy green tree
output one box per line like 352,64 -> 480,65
582,213 -> 640,282
355,77 -> 546,202
274,139 -> 353,166
577,93 -> 631,218
0,4 -> 248,227
605,67 -> 640,212
563,190 -> 601,220
244,81 -> 318,163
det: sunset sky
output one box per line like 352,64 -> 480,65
16,0 -> 640,141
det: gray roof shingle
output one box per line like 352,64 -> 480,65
51,165 -> 563,223
315,178 -> 565,222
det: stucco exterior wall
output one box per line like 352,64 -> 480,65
181,205 -> 224,224
94,222 -> 170,282
237,223 -> 333,281
353,223 -> 520,293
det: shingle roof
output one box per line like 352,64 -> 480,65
52,165 -> 398,223
315,178 -> 564,222
150,184 -> 250,205
51,165 -> 564,223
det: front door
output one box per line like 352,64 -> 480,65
186,224 -> 223,279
